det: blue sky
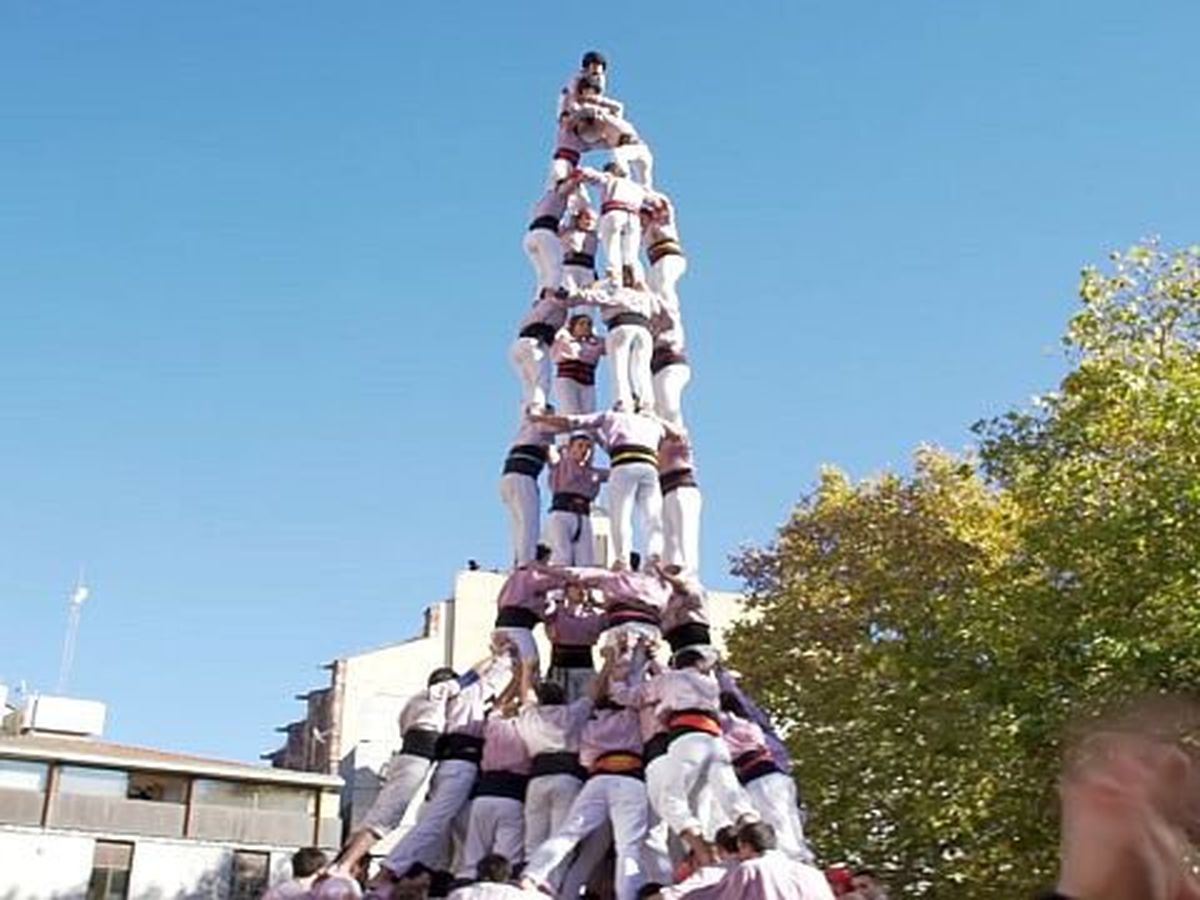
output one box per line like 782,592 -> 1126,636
2,2 -> 1197,762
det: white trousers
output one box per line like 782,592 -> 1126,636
546,508 -> 595,566
651,732 -> 755,836
499,472 -> 540,566
641,755 -> 675,883
662,485 -> 702,575
524,773 -> 583,855
509,336 -> 550,412
458,795 -> 525,877
525,773 -> 584,890
524,774 -> 648,900
607,462 -> 663,565
561,264 -> 596,293
360,753 -> 435,836
746,773 -> 813,863
384,759 -> 477,875
598,211 -> 644,285
522,229 -> 562,295
652,362 -> 690,430
606,325 -> 653,413
613,142 -> 654,188
647,255 -> 687,315
553,376 -> 596,416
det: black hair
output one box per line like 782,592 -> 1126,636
714,825 -> 739,854
536,543 -> 553,563
291,847 -> 328,878
569,313 -> 592,330
672,649 -> 705,670
719,691 -> 748,718
855,868 -> 878,880
629,551 -> 641,571
428,667 -> 457,687
476,854 -> 512,883
737,821 -> 777,854
581,50 -> 607,70
635,884 -> 664,899
536,681 -> 566,706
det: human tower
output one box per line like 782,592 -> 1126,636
323,53 -> 816,900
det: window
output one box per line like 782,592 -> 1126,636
87,840 -> 133,900
0,758 -> 48,792
229,850 -> 269,900
0,758 -> 49,825
192,779 -> 313,813
127,771 -> 187,803
58,766 -> 128,798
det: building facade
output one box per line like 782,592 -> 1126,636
0,717 -> 343,900
266,568 -> 745,846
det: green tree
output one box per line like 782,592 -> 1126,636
727,241 -> 1200,897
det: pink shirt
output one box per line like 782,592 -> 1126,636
397,683 -> 454,734
445,658 -> 511,737
518,295 -> 569,333
565,410 -> 667,452
480,715 -> 531,775
661,862 -> 735,900
508,417 -> 555,451
574,568 -> 672,614
496,566 -> 571,616
578,707 -> 643,769
515,698 -> 593,756
721,712 -> 768,759
551,330 -> 605,365
608,664 -> 666,741
658,437 -> 695,476
649,668 -> 721,717
548,455 -> 605,499
592,172 -> 649,210
714,854 -> 836,900
569,284 -> 656,320
651,302 -> 686,352
642,196 -> 682,247
530,186 -> 570,222
545,603 -> 606,646
561,227 -> 599,260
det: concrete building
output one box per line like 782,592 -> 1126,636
0,693 -> 343,900
266,567 -> 745,844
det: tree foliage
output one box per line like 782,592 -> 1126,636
727,241 -> 1200,897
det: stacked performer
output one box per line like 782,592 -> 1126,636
360,51 -> 826,900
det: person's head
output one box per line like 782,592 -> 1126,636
575,207 -> 597,231
577,78 -> 602,100
851,869 -> 886,898
581,50 -> 607,75
535,543 -> 553,563
671,649 -> 705,671
567,433 -> 593,463
635,884 -> 663,900
476,853 -> 511,884
564,582 -> 587,604
719,691 -> 748,719
629,551 -> 641,572
736,821 -> 777,859
568,313 -> 594,339
535,681 -> 566,706
427,667 -> 457,688
714,825 -> 740,861
604,160 -> 628,178
292,847 -> 328,878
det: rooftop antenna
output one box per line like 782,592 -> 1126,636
56,570 -> 90,694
